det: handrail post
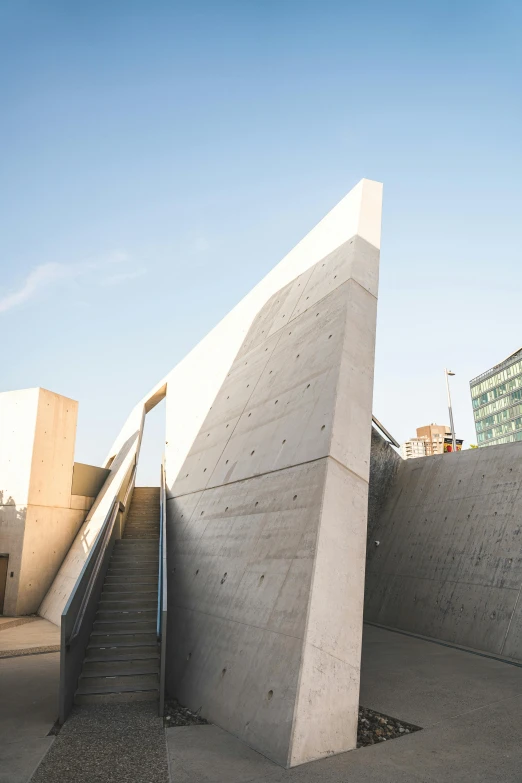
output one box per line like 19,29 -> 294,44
158,458 -> 168,717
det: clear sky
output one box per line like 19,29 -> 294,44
2,1 -> 522,484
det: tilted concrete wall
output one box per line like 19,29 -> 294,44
166,227 -> 381,767
0,388 -> 86,616
365,442 -> 522,660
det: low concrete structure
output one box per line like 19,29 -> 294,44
365,442 -> 522,660
0,388 -> 89,616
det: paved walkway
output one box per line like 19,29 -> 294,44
16,624 -> 522,783
0,618 -> 59,658
0,652 -> 59,783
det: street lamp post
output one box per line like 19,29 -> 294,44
445,369 -> 457,452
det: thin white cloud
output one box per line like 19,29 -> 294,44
0,251 -> 143,314
100,268 -> 146,287
0,263 -> 75,313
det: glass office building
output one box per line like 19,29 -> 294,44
470,348 -> 522,448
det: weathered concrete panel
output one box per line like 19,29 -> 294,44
0,388 -> 82,616
166,223 -> 380,766
71,463 -> 111,499
365,442 -> 522,660
367,428 -> 401,542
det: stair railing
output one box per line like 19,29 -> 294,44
59,461 -> 137,723
158,458 -> 168,716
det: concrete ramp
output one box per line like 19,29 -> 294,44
166,234 -> 380,766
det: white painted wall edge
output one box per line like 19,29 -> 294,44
104,179 -> 383,488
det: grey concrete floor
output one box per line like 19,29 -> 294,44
0,652 -> 59,783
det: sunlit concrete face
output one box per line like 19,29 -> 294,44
165,229 -> 381,763
0,388 -> 84,615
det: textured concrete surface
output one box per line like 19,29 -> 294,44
166,232 -> 380,766
31,703 -> 169,783
365,442 -> 522,659
0,617 -> 59,655
165,626 -> 522,783
0,651 -> 58,783
360,624 -> 522,727
367,428 -> 401,542
167,725 -> 280,783
0,387 -> 85,616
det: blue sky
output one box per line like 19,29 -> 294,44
2,1 -> 522,484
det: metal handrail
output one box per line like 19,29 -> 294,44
158,458 -> 168,716
67,462 -> 137,647
67,496 -> 121,647
372,415 -> 400,448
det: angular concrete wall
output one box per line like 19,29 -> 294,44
365,443 -> 522,660
0,388 -> 86,615
166,230 -> 380,767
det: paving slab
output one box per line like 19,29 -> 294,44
360,624 -> 522,727
0,651 -> 59,783
166,725 -> 281,783
0,618 -> 59,657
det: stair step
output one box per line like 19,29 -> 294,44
82,658 -> 159,675
89,632 -> 157,645
74,687 -> 159,704
103,586 -> 158,596
96,608 -> 156,622
79,672 -> 159,689
86,644 -> 159,660
104,575 -> 157,584
99,598 -> 158,610
94,619 -> 156,633
75,689 -> 158,705
108,566 -> 158,572
123,539 -> 159,542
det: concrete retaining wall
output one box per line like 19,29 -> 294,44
367,428 -> 401,543
365,442 -> 522,660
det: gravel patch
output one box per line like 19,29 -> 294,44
31,702 -> 168,783
164,698 -> 209,728
164,698 -> 421,749
358,706 -> 421,747
0,645 -> 60,659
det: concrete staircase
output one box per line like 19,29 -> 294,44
75,487 -> 161,705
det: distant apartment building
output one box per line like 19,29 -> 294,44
400,423 -> 452,460
416,423 -> 452,455
400,437 -> 427,460
470,348 -> 522,448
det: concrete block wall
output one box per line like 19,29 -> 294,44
0,388 -> 86,616
365,442 -> 522,660
166,233 -> 380,767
